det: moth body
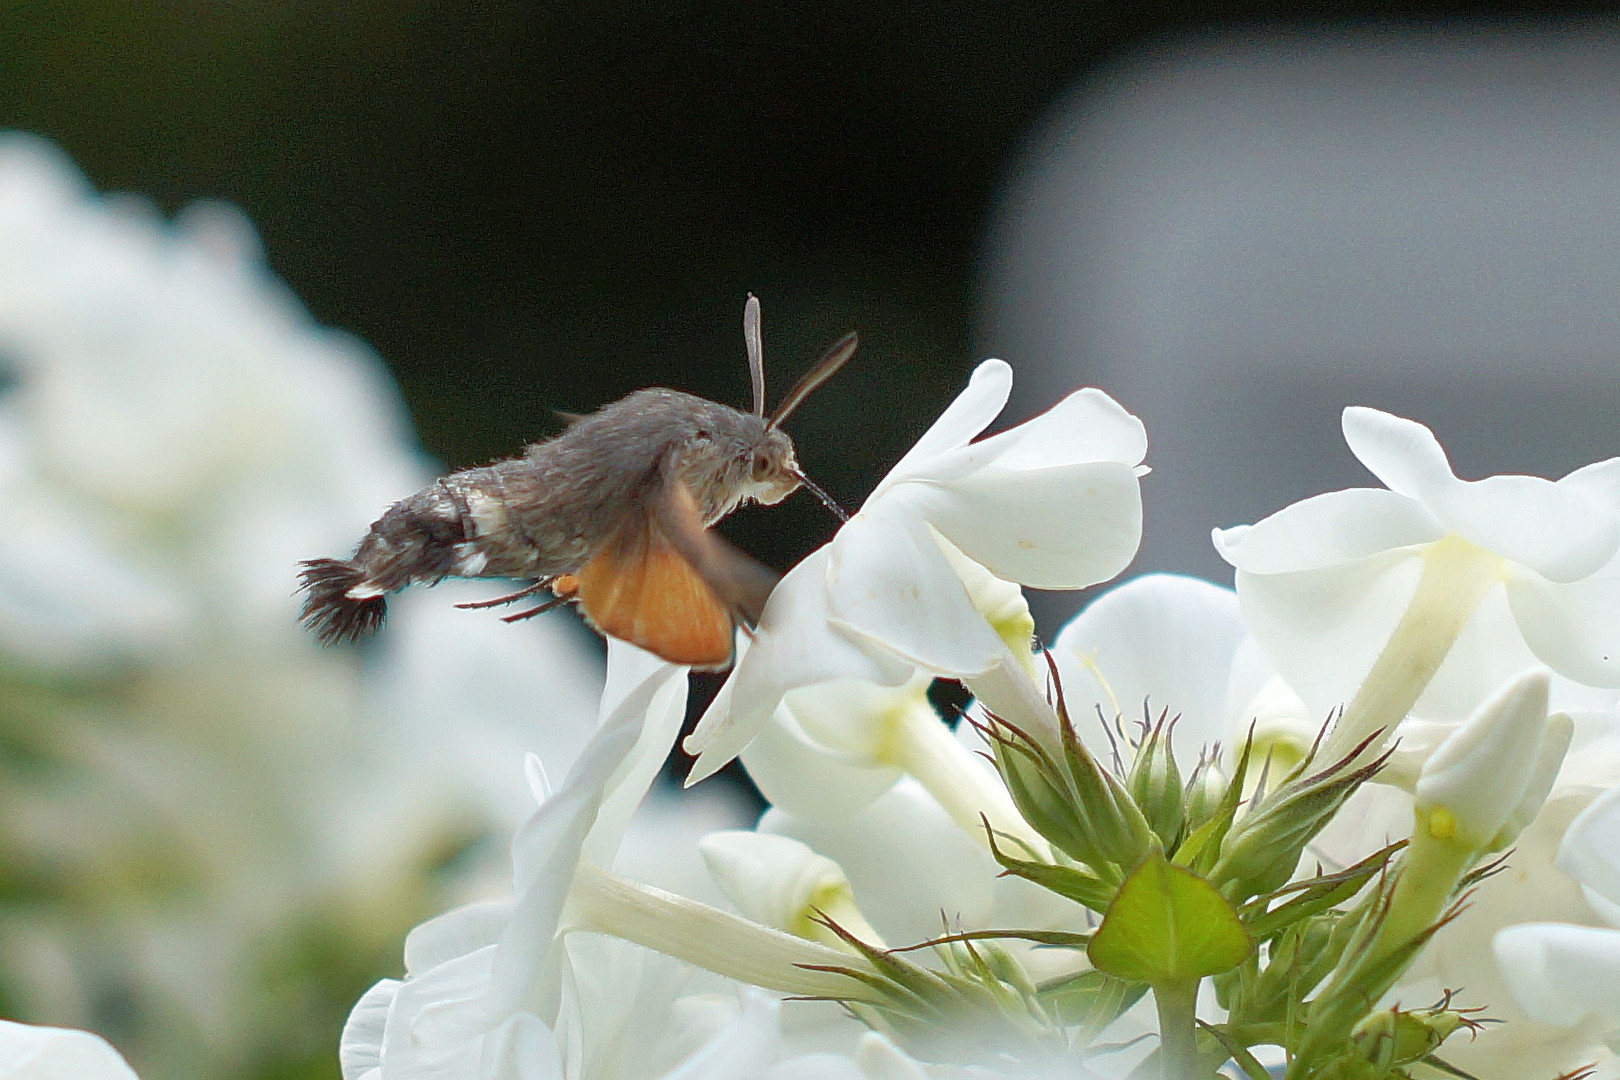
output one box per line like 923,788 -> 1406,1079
299,296 -> 855,668
299,390 -> 799,646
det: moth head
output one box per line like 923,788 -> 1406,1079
742,425 -> 801,505
677,411 -> 801,516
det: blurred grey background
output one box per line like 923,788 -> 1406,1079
982,24 -> 1620,620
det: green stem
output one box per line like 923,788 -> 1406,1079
1369,811 -> 1472,957
1153,979 -> 1201,1080
1324,536 -> 1503,765
568,866 -> 876,999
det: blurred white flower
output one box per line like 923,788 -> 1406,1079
0,1018 -> 141,1080
686,358 -> 1146,782
0,135 -> 602,1079
1494,782 -> 1620,1075
1215,406 -> 1620,758
343,642 -> 688,1078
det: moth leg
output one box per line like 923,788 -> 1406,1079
501,594 -> 573,623
455,580 -> 546,610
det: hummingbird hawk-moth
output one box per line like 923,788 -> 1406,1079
298,296 -> 855,670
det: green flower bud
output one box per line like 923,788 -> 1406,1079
1127,717 -> 1185,849
984,687 -> 1154,875
1212,735 -> 1387,899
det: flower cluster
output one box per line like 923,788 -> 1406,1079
6,137 -> 1620,1080
321,359 -> 1620,1080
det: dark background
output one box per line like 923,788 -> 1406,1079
6,0 -> 1575,580
5,0 -> 1590,790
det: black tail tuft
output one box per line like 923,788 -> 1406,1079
298,558 -> 388,644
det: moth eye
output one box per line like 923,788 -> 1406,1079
751,451 -> 772,479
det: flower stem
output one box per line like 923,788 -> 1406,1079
1324,536 -> 1503,764
1153,979 -> 1201,1080
1369,810 -> 1473,957
568,865 -> 876,1000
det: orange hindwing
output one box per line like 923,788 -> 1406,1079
572,523 -> 734,669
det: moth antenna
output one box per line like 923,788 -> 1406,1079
769,330 -> 857,429
794,470 -> 849,522
744,294 -> 766,418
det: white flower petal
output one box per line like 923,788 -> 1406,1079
0,1020 -> 141,1080
763,1054 -> 867,1080
1558,783 -> 1620,909
1214,488 -> 1442,575
739,702 -> 904,823
1559,457 -> 1620,513
1051,574 -> 1246,758
1505,564 -> 1620,689
339,980 -> 398,1080
417,645 -> 673,1045
853,1032 -> 932,1080
490,1015 -> 565,1080
961,386 -> 1146,473
1493,710 -> 1574,849
699,831 -> 855,935
780,676 -> 934,762
1342,406 -> 1457,503
1233,548 -> 1424,720
874,359 -> 1011,492
1558,710 -> 1620,792
685,550 -> 915,784
403,901 -> 514,976
659,992 -> 782,1080
1416,669 -> 1550,845
1429,473 -> 1618,584
825,504 -> 1011,676
923,461 -> 1143,589
1494,923 -> 1620,1027
581,648 -> 690,869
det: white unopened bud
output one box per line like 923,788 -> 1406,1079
1415,668 -> 1556,851
700,831 -> 885,950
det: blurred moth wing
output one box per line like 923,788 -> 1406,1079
571,479 -> 776,668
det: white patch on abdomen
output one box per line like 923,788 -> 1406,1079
456,546 -> 489,575
464,490 -> 509,538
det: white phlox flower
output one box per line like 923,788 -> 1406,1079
1046,573 -> 1251,763
686,357 -> 1147,781
699,831 -> 885,949
759,778 -> 1081,986
1310,687 -> 1620,1079
341,642 -> 689,1079
0,1019 -> 141,1080
1495,781 -> 1620,1074
1215,406 -> 1620,759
